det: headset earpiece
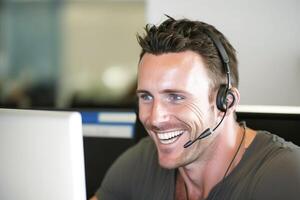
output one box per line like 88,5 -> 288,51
216,85 -> 235,112
216,84 -> 228,112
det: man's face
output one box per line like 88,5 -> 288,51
137,51 -> 218,169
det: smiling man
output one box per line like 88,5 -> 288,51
91,16 -> 300,200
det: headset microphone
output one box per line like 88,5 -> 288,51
183,29 -> 233,148
183,109 -> 228,148
183,128 -> 213,148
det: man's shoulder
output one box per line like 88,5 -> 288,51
255,130 -> 300,152
250,131 -> 300,199
127,136 -> 156,158
251,149 -> 300,199
253,131 -> 300,172
135,136 -> 155,150
110,136 -> 156,169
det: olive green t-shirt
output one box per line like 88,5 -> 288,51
97,131 -> 300,200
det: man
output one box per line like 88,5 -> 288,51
91,16 -> 300,200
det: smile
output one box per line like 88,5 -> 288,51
157,130 -> 184,144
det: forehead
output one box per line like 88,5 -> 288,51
137,51 -> 211,92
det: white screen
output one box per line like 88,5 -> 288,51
0,109 -> 86,200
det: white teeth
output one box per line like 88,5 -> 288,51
157,130 -> 184,144
160,137 -> 177,144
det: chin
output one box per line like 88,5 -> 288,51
158,160 -> 178,169
157,153 -> 181,169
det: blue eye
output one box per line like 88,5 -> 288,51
168,94 -> 185,102
138,93 -> 153,102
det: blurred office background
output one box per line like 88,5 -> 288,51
0,0 -> 300,109
2,0 -> 299,143
0,2 -> 145,197
0,0 -> 144,109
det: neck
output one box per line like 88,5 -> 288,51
178,120 -> 247,200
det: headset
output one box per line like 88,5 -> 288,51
183,29 -> 235,148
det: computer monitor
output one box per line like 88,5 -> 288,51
0,109 -> 86,200
80,109 -> 136,198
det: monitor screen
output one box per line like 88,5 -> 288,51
0,109 -> 86,200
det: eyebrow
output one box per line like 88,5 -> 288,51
136,89 -> 149,94
161,89 -> 188,94
136,89 -> 188,95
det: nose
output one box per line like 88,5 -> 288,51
148,100 -> 169,128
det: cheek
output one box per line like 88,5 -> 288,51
138,104 -> 149,123
179,102 -> 207,132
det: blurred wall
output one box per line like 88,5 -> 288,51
58,1 -> 145,107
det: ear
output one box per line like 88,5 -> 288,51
225,87 -> 240,115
